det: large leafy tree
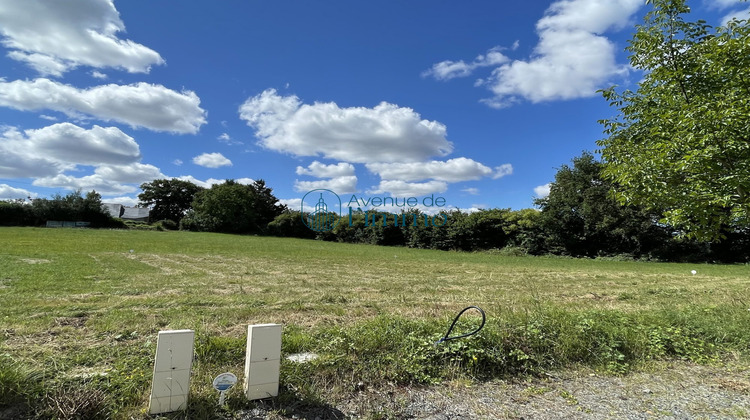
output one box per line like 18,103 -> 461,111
138,178 -> 204,223
183,179 -> 285,234
598,0 -> 750,240
535,153 -> 670,258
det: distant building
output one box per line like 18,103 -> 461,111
121,207 -> 150,222
102,203 -> 150,222
102,203 -> 124,218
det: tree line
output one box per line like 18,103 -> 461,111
0,190 -> 119,228
133,152 -> 749,263
1,0 -> 747,262
1,153 -> 747,262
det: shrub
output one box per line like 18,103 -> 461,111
154,219 -> 178,231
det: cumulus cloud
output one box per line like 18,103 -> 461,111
462,187 -> 480,195
710,0 -> 743,9
0,184 -> 37,199
236,178 -> 255,185
175,176 -> 254,189
0,123 -> 140,178
176,175 -> 218,188
294,176 -> 358,194
0,146 -> 66,178
239,88 -> 453,163
94,163 -> 164,184
294,161 -> 357,194
722,6 -> 750,25
0,0 -> 164,76
483,0 -> 641,107
493,163 -> 514,179
367,158 -> 498,182
218,132 -> 243,145
367,180 -> 448,197
102,195 -> 138,207
423,47 -> 509,80
426,0 -> 641,107
192,152 -> 232,168
0,122 -> 171,194
296,161 -> 355,178
279,198 -> 315,213
20,123 -> 139,165
534,183 -> 551,198
32,173 -> 138,195
0,78 -> 206,134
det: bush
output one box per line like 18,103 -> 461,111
154,219 -> 178,231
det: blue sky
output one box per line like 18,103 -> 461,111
0,0 -> 747,213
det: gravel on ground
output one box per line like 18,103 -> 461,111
238,361 -> 750,419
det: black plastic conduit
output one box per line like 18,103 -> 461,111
435,306 -> 486,345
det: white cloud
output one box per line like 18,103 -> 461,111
175,176 -> 253,189
296,161 -> 355,178
239,88 -> 453,163
710,0 -> 742,9
192,152 -> 232,168
32,173 -> 137,195
6,51 -> 69,78
176,175 -> 213,188
94,163 -> 164,184
0,122 -> 171,195
534,183 -> 551,198
462,187 -> 480,195
367,180 -> 448,197
294,176 -> 357,194
218,132 -> 243,145
722,6 -> 750,25
91,70 -> 107,79
0,123 -> 140,178
0,78 -> 206,134
367,158 -> 497,182
279,198 -> 315,213
39,114 -> 57,121
173,159 -> 183,166
0,184 -> 37,199
0,140 -> 66,178
481,0 -> 641,107
103,195 -> 138,207
426,0 -> 642,107
22,123 -> 139,165
493,163 -> 514,179
235,178 -> 255,185
0,0 -> 164,76
423,47 -> 509,80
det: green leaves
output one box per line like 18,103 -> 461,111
137,178 -> 204,223
182,179 -> 285,234
598,0 -> 750,240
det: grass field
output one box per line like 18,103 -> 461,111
1,227 -> 749,419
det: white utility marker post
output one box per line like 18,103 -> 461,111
149,329 -> 195,414
243,323 -> 282,400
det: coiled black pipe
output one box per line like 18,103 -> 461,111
435,306 -> 486,345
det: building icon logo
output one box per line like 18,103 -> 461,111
301,189 -> 341,232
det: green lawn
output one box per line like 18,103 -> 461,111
1,227 -> 749,418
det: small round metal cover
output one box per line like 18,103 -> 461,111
212,372 -> 238,392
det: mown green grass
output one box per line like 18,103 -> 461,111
1,227 -> 749,419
